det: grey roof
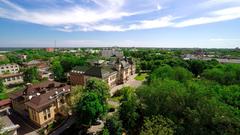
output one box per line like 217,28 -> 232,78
72,66 -> 90,72
84,66 -> 117,79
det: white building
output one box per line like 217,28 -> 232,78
0,64 -> 20,75
0,73 -> 24,86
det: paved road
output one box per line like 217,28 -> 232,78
49,116 -> 76,135
110,74 -> 143,96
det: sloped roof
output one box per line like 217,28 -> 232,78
25,85 -> 70,111
84,66 -> 117,79
72,66 -> 90,72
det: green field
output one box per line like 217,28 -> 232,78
134,73 -> 148,81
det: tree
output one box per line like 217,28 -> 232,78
23,67 -> 39,83
70,85 -> 85,109
140,115 -> 175,135
119,87 -> 140,134
148,65 -> 192,83
76,92 -> 105,126
187,60 -> 206,77
0,79 -> 4,93
51,61 -> 65,81
137,79 -> 240,135
105,115 -> 123,135
86,78 -> 110,104
101,128 -> 110,135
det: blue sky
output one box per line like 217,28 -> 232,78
0,0 -> 240,48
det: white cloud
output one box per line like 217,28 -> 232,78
175,7 -> 240,27
202,0 -> 240,8
0,0 -> 240,32
127,16 -> 174,30
210,38 -> 240,42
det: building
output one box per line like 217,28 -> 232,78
17,54 -> 27,61
101,48 -> 123,58
38,68 -> 54,80
0,99 -> 20,135
45,48 -> 55,52
0,54 -> 6,61
0,64 -> 20,74
10,81 -> 71,127
0,73 -> 24,86
22,60 -> 48,69
69,58 -> 135,88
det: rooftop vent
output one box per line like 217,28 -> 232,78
29,95 -> 33,100
49,96 -> 53,99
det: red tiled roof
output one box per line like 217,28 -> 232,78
0,99 -> 11,107
0,73 -> 23,78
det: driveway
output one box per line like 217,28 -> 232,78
110,74 -> 143,96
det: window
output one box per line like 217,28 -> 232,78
31,109 -> 36,121
44,115 -> 47,120
60,98 -> 65,104
48,113 -> 51,118
43,108 -> 51,120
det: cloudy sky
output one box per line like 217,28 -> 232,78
0,0 -> 240,48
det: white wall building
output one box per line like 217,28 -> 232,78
0,64 -> 20,75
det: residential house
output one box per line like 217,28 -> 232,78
10,81 -> 71,127
22,60 -> 48,69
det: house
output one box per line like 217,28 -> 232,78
0,73 -> 24,86
10,81 -> 71,127
69,58 -> 135,88
0,64 -> 20,74
38,68 -> 54,80
22,60 -> 48,69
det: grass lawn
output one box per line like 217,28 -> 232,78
134,73 -> 148,81
0,92 -> 8,100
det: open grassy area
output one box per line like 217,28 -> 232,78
0,92 -> 8,100
134,73 -> 148,81
0,85 -> 24,100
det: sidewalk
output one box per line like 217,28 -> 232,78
110,74 -> 143,96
